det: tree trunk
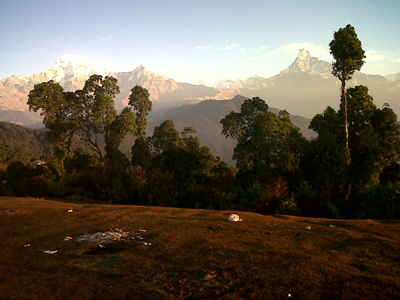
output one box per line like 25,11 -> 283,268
341,79 -> 351,165
341,79 -> 352,201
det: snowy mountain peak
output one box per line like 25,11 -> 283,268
130,64 -> 147,79
51,54 -> 108,79
135,64 -> 146,71
40,54 -> 109,90
297,48 -> 311,61
281,48 -> 332,76
113,65 -> 179,104
55,54 -> 88,66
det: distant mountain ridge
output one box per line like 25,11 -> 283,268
0,49 -> 399,127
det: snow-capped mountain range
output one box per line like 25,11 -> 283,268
0,49 -> 399,127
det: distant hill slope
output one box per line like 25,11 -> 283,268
0,122 -> 99,162
151,95 -> 315,164
0,110 -> 43,128
0,121 -> 51,160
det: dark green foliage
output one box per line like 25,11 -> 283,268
131,137 -> 152,171
303,107 -> 348,204
0,161 -> 51,197
17,176 -> 52,198
346,86 -> 400,190
221,98 -> 306,184
330,24 -> 366,82
28,75 -> 136,167
347,183 -> 400,219
149,121 -> 218,183
128,85 -> 152,139
64,149 -> 99,173
295,181 -> 341,218
380,162 -> 400,185
301,85 -> 400,217
52,169 -> 103,200
28,81 -> 77,164
220,97 -> 306,212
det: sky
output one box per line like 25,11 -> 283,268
1,0 -> 400,83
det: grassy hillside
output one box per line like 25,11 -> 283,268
1,197 -> 399,299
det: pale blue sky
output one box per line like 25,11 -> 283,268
1,0 -> 399,82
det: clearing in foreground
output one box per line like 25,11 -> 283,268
0,197 -> 399,300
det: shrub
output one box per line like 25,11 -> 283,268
23,175 -> 52,198
348,183 -> 400,219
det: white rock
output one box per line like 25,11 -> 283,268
228,214 -> 242,222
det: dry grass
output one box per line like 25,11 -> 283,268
0,197 -> 399,299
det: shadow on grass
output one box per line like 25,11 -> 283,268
84,243 -> 128,255
271,215 -> 291,220
161,216 -> 226,222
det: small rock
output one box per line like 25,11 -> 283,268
228,214 -> 242,222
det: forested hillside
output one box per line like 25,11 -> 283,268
0,122 -> 50,162
0,122 -> 97,163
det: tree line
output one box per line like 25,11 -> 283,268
1,25 -> 399,219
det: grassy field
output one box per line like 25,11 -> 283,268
1,197 -> 399,299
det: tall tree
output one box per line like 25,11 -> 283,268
149,120 -> 218,185
346,86 -> 400,190
150,120 -> 182,159
128,85 -> 152,139
221,97 -> 306,184
105,107 -> 137,163
304,106 -> 348,206
129,86 -> 152,170
28,81 -> 78,171
329,24 -> 365,166
76,75 -> 120,159
28,75 -> 137,171
306,86 -> 400,201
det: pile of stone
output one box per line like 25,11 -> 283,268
75,228 -> 146,245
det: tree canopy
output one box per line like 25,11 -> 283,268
28,75 -> 137,171
221,97 -> 306,184
330,24 -> 366,82
304,85 -> 400,211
